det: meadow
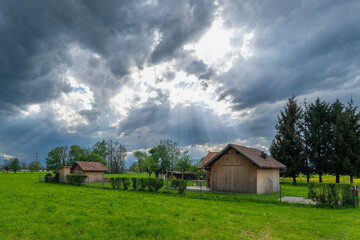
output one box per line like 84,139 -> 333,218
0,172 -> 359,239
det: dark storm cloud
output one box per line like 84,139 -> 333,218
0,0 -> 216,117
217,0 -> 360,110
149,0 -> 216,63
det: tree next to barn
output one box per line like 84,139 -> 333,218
270,96 -> 305,185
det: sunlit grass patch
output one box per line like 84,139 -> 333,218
0,173 -> 359,239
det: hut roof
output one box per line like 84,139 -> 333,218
198,152 -> 218,169
71,161 -> 108,172
201,144 -> 286,169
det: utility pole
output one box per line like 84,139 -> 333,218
35,152 -> 39,161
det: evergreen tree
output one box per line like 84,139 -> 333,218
329,99 -> 347,183
305,98 -> 332,182
270,96 -> 305,185
303,99 -> 312,182
343,99 -> 360,183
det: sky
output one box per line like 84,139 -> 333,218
1,0 -> 360,166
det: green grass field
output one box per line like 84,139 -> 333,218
0,173 -> 359,239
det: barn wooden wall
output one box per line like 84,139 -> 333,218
85,171 -> 104,183
211,149 -> 257,193
256,168 -> 279,194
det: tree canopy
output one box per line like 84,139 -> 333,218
10,158 -> 20,173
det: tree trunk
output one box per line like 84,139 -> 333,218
182,171 -> 184,180
292,175 -> 297,185
305,158 -> 310,183
350,175 -> 354,184
319,173 -> 322,183
336,174 -> 340,183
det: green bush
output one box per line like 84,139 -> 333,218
110,177 -> 121,189
131,177 -> 138,190
308,182 -> 357,206
148,178 -> 164,192
44,173 -> 53,182
139,178 -> 148,191
121,177 -> 130,190
172,179 -> 187,194
66,174 -> 87,184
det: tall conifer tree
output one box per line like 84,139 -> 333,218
305,98 -> 331,182
329,99 -> 347,183
344,99 -> 360,183
270,96 -> 305,185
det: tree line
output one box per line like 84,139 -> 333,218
45,139 -> 127,174
270,96 -> 360,184
1,158 -> 43,173
45,139 -> 199,176
131,140 -> 199,178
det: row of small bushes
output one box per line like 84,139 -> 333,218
110,177 -> 131,190
171,179 -> 187,194
66,174 -> 88,184
110,177 -> 164,192
44,173 -> 60,182
109,177 -> 187,193
308,182 -> 358,206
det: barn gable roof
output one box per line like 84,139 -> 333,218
201,144 -> 286,169
71,161 -> 108,172
198,152 -> 218,169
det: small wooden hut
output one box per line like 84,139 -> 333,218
198,144 -> 286,194
71,161 -> 108,183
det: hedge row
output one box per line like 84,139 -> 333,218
308,182 -> 358,206
110,177 -> 131,190
110,177 -> 164,192
107,177 -> 190,193
66,174 -> 88,184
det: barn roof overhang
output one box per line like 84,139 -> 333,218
202,144 -> 286,169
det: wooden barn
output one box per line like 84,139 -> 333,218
198,144 -> 286,194
71,161 -> 108,183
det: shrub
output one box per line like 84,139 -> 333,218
121,177 -> 130,190
110,177 -> 121,189
308,182 -> 358,206
139,178 -> 148,191
172,179 -> 187,194
44,173 -> 53,182
66,174 -> 87,185
131,177 -> 138,190
148,178 -> 164,192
